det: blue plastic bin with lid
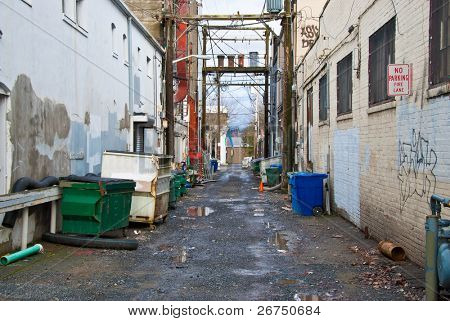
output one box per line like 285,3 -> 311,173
210,159 -> 218,172
289,172 -> 328,216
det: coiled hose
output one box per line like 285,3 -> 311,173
2,176 -> 59,228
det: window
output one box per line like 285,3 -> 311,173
63,0 -> 86,30
306,87 -> 313,163
319,73 -> 329,121
146,56 -> 152,78
137,47 -> 142,71
111,23 -> 118,57
429,0 -> 449,86
123,34 -> 129,64
369,17 -> 396,105
337,53 -> 353,115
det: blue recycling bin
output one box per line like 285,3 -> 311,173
289,172 -> 328,216
210,159 -> 218,172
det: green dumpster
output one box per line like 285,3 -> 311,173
266,167 -> 281,187
60,176 -> 136,236
178,174 -> 187,196
169,176 -> 177,208
174,178 -> 182,199
252,159 -> 262,175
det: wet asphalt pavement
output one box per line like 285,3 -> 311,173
0,165 -> 425,300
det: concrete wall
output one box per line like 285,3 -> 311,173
0,0 -> 164,251
297,0 -> 450,265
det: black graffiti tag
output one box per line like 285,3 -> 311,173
398,129 -> 437,212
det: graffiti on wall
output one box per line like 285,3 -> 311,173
301,25 -> 319,49
398,129 -> 437,212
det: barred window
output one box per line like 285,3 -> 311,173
337,53 -> 353,115
369,18 -> 396,105
429,0 -> 449,86
306,87 -> 313,163
319,73 -> 329,121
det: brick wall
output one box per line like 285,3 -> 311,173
124,0 -> 164,44
297,0 -> 450,265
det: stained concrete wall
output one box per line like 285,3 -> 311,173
297,0 -> 450,265
0,0 -> 164,252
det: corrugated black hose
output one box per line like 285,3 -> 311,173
2,176 -> 59,228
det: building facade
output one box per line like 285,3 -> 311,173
0,0 -> 164,250
296,0 -> 449,265
205,106 -> 228,165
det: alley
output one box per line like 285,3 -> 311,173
0,166 -> 424,301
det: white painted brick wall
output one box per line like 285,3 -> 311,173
297,0 -> 450,265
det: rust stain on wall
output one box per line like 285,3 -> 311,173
8,74 -> 71,184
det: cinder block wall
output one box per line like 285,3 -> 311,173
298,0 -> 450,265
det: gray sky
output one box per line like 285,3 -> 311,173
200,0 -> 280,129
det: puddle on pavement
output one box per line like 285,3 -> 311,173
268,232 -> 289,251
173,248 -> 188,264
217,198 -> 245,203
187,207 -> 214,217
295,294 -> 321,301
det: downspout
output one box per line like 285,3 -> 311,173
127,16 -> 134,149
174,0 -> 188,103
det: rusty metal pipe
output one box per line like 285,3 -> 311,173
378,241 -> 406,261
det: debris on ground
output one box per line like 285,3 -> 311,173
351,244 -> 424,300
282,207 -> 292,211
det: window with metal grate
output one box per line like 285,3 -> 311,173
369,17 -> 396,106
429,0 -> 449,87
337,53 -> 353,115
319,73 -> 329,122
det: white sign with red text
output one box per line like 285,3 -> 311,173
388,64 -> 412,96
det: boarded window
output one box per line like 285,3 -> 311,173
429,0 -> 449,86
369,17 -> 396,105
319,73 -> 329,121
337,53 -> 353,115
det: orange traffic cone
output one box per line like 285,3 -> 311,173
259,180 -> 264,192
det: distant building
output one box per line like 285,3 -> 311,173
226,136 -> 253,165
205,106 -> 228,164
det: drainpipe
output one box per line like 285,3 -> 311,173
425,214 -> 439,301
127,16 -> 134,149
